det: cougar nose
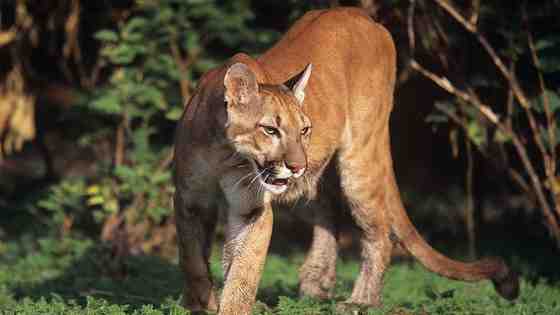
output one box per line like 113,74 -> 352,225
286,162 -> 305,175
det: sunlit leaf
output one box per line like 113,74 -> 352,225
535,34 -> 560,51
90,93 -> 121,114
165,106 -> 183,121
123,17 -> 148,34
86,185 -> 100,195
467,120 -> 487,147
94,30 -> 118,42
87,195 -> 104,206
493,129 -> 512,143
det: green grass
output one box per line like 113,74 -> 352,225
0,236 -> 559,314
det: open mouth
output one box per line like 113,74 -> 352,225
265,177 -> 288,186
259,176 -> 289,194
255,162 -> 290,194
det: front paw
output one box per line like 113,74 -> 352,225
299,261 -> 336,299
182,286 -> 219,314
299,271 -> 335,299
299,281 -> 333,300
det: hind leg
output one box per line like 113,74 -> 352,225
338,132 -> 395,307
174,192 -> 219,313
297,199 -> 338,299
345,212 -> 393,306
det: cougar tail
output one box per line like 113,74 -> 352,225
389,181 -> 519,300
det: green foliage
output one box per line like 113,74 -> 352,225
90,0 -> 278,120
536,37 -> 560,74
36,178 -> 88,230
86,181 -> 119,221
272,296 -> 330,315
38,0 -> 280,238
1,235 -> 560,315
0,297 -> 190,315
112,147 -> 174,223
465,120 -> 487,147
427,102 -> 490,148
532,90 -> 560,114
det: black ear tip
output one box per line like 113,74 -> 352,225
284,63 -> 313,92
492,269 -> 520,301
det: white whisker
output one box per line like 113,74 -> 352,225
261,173 -> 271,188
257,181 -> 264,197
233,171 -> 254,188
249,168 -> 268,186
256,171 -> 273,197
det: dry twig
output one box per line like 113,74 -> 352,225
523,6 -> 557,180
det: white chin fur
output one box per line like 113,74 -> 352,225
292,168 -> 305,178
259,178 -> 288,194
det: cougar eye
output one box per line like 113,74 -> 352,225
301,126 -> 311,136
261,125 -> 280,136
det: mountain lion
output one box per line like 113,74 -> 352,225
173,7 -> 519,315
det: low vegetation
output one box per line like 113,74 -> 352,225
0,235 -> 559,315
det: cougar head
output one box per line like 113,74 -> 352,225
224,62 -> 313,194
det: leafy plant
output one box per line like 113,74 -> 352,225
32,0 -> 281,252
37,178 -> 88,234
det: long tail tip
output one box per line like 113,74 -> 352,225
492,267 -> 520,301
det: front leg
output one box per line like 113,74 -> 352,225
174,192 -> 219,313
219,203 -> 273,315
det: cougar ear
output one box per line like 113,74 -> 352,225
284,63 -> 312,104
224,63 -> 259,106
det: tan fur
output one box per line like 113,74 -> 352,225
173,8 -> 519,315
